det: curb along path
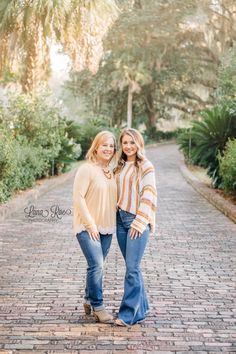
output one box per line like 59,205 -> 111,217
180,163 -> 236,224
0,169 -> 76,222
0,144 -> 235,353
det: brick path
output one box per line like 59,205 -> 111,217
0,144 -> 235,354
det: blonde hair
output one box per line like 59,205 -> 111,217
86,130 -> 116,163
115,128 -> 146,174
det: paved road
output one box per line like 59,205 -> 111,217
0,144 -> 235,354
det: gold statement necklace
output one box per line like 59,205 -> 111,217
101,167 -> 112,179
96,162 -> 112,179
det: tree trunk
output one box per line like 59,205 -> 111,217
21,45 -> 35,93
145,91 -> 156,127
0,34 -> 8,78
134,0 -> 142,9
147,110 -> 156,127
127,83 -> 133,128
21,24 -> 39,93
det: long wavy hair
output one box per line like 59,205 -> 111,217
114,128 -> 146,174
86,130 -> 116,164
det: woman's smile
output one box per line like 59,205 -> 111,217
122,134 -> 137,161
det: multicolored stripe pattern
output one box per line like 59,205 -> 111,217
117,159 -> 157,234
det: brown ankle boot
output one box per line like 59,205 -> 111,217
83,303 -> 91,315
93,309 -> 113,323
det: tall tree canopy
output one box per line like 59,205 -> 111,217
66,0 -> 236,128
0,0 -> 119,92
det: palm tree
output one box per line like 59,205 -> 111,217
0,0 -> 119,92
111,53 -> 152,128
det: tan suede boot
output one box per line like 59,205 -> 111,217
93,309 -> 113,323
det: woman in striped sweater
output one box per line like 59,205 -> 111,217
114,128 -> 157,327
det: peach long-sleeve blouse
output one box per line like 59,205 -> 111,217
73,162 -> 117,235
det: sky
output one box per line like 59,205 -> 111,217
48,44 -> 71,97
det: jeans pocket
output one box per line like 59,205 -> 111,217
118,209 -> 135,228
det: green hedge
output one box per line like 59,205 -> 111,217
219,139 -> 236,193
0,92 -> 81,203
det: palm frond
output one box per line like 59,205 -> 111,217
177,103 -> 236,187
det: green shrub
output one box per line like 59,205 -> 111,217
54,118 -> 82,174
0,127 -> 14,202
5,93 -> 64,162
177,103 -> 236,187
219,139 -> 236,193
10,138 -> 50,189
0,128 -> 50,202
0,91 -> 81,203
75,117 -> 112,158
3,92 -> 81,173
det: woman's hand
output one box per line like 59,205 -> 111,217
89,230 -> 100,241
130,227 -> 141,240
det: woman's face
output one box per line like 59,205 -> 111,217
96,137 -> 115,164
121,134 -> 137,161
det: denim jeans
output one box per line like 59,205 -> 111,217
116,209 -> 150,325
76,231 -> 112,311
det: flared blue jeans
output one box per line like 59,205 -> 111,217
116,209 -> 150,325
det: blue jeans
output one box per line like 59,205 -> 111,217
116,209 -> 150,325
76,231 -> 112,311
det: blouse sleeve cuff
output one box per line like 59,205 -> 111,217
84,221 -> 98,234
131,218 -> 148,234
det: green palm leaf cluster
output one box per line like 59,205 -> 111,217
177,103 -> 236,187
0,0 -> 119,92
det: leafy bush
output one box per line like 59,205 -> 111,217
4,93 -> 81,169
4,94 -> 64,162
75,117 -> 113,158
0,127 -> 53,202
0,92 -> 81,203
219,139 -> 236,193
0,127 -> 14,202
14,138 -> 50,186
177,103 -> 236,187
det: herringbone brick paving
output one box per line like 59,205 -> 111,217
0,144 -> 235,353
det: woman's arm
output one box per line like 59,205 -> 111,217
131,161 -> 157,234
73,164 -> 99,239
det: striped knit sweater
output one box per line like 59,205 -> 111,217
117,159 -> 157,234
